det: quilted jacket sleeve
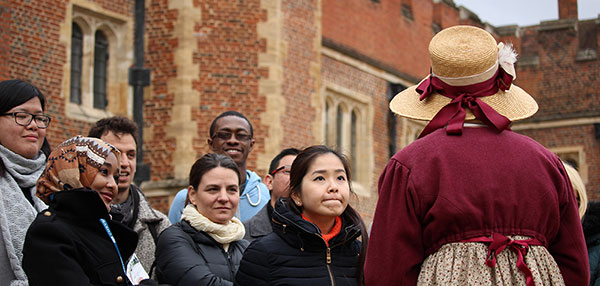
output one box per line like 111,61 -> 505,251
234,239 -> 271,286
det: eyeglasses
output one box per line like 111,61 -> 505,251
3,112 -> 51,129
271,165 -> 291,176
212,131 -> 252,141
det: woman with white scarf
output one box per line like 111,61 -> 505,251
155,153 -> 248,286
0,79 -> 51,286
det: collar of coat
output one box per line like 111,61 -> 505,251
271,198 -> 361,251
47,188 -> 139,261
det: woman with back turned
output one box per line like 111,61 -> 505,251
365,26 -> 588,285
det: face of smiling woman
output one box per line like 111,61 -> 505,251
89,152 -> 120,211
0,97 -> 47,159
188,166 -> 240,224
292,153 -> 350,227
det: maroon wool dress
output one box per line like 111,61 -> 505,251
365,126 -> 588,286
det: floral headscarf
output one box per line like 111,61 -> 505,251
36,135 -> 121,204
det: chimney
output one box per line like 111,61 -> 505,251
558,0 -> 578,20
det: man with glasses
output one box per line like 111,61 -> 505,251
243,148 -> 299,242
168,111 -> 271,223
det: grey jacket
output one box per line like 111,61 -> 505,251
130,185 -> 171,273
242,204 -> 272,243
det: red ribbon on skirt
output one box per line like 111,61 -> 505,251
462,233 -> 543,286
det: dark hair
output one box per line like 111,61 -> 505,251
287,145 -> 368,285
0,80 -> 51,173
189,153 -> 241,190
209,111 -> 254,137
268,148 -> 301,174
0,79 -> 47,114
88,116 -> 139,146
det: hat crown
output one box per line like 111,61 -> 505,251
429,26 -> 498,78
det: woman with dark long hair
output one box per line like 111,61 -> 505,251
0,79 -> 52,285
235,145 -> 368,286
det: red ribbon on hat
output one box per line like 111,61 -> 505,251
416,67 -> 514,138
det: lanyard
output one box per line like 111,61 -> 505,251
100,218 -> 128,277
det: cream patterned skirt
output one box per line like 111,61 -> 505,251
418,235 -> 564,285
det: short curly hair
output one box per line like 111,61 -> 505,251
88,116 -> 139,146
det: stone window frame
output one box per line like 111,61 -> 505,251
323,83 -> 374,198
551,145 -> 588,184
64,3 -> 133,122
400,118 -> 425,149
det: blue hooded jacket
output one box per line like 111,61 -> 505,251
168,170 -> 270,223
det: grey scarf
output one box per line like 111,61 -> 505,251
0,144 -> 47,285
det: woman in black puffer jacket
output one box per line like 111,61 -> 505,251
155,154 -> 249,286
235,145 -> 369,286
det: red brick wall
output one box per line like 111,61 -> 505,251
280,0 -> 319,151
558,0 -> 578,20
145,0 -> 178,181
508,20 -> 600,199
0,0 -> 9,81
513,23 -> 600,121
322,0 -> 483,80
193,0 -> 268,175
8,0 -> 68,145
322,0 -> 430,78
6,0 -> 132,150
145,0 -> 269,181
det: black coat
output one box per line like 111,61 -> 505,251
155,220 -> 249,286
234,199 -> 362,286
22,189 -> 139,286
584,201 -> 600,286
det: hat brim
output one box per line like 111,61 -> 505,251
389,78 -> 539,122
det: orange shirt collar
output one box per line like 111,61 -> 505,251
302,214 -> 342,246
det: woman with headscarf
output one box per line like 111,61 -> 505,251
365,26 -> 588,285
22,136 -> 155,286
0,79 -> 52,286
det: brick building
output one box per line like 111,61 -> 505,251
1,0 -> 598,221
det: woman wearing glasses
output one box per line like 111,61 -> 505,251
0,79 -> 52,285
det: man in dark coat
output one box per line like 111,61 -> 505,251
243,148 -> 299,242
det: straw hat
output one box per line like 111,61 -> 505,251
390,25 -> 538,123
